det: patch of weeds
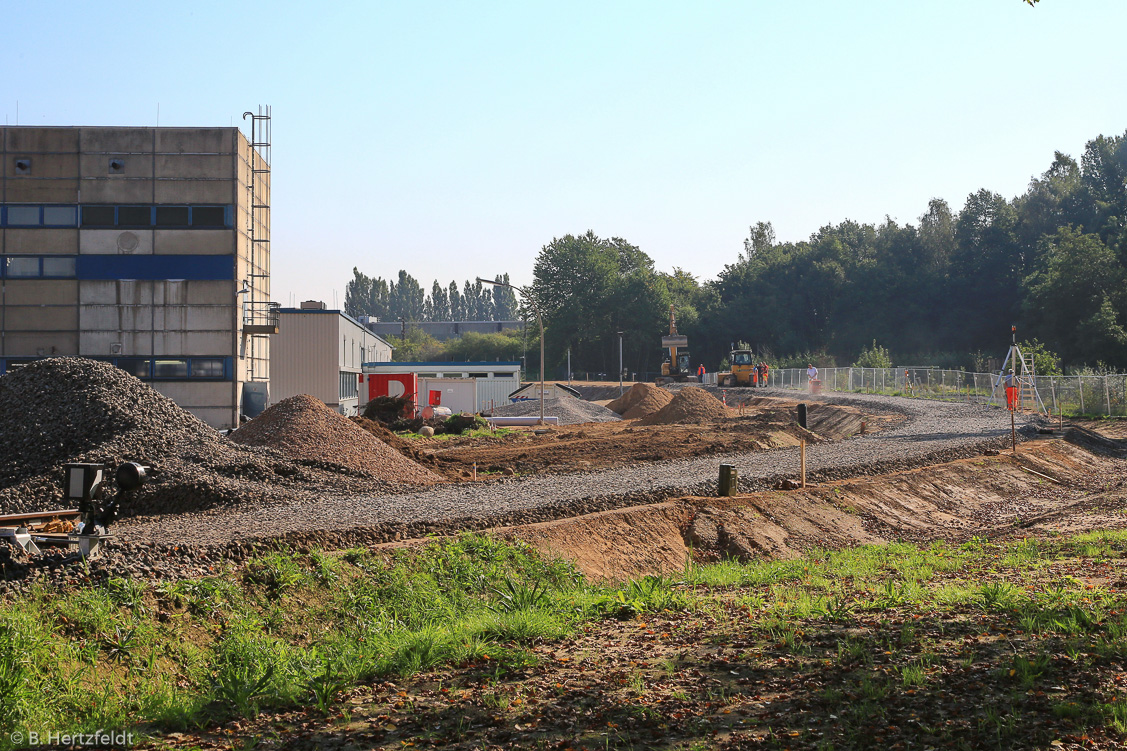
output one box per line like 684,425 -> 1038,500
244,552 -> 305,594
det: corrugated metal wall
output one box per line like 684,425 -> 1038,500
270,313 -> 337,405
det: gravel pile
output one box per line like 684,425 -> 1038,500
607,383 -> 673,418
230,395 -> 443,485
490,394 -> 621,425
637,386 -> 732,425
0,358 -> 405,518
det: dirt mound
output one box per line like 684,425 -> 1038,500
491,394 -> 621,425
0,358 -> 410,517
230,395 -> 443,484
636,387 -> 732,425
607,382 -> 674,418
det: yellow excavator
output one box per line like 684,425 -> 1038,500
655,305 -> 698,386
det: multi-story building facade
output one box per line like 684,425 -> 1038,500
0,123 -> 274,429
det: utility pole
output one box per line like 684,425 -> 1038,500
618,331 -> 624,397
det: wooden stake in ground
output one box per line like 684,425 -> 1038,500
797,402 -> 808,488
801,439 -> 807,488
1011,408 -> 1017,453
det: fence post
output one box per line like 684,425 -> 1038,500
1106,375 -> 1112,417
1079,376 -> 1085,414
1050,377 -> 1057,416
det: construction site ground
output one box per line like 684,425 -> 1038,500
143,420 -> 1127,751
404,393 -> 895,479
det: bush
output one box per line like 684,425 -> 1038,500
853,341 -> 892,369
443,414 -> 487,435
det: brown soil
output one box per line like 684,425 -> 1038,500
230,394 -> 444,485
393,398 -> 885,478
606,382 -> 673,418
636,386 -> 733,425
488,431 -> 1127,580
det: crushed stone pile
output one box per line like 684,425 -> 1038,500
0,358 -> 409,517
489,393 -> 621,425
636,386 -> 733,425
230,395 -> 443,485
607,382 -> 674,419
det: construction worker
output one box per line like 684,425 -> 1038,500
751,363 -> 759,387
697,363 -> 706,379
761,362 -> 769,387
807,363 -> 819,393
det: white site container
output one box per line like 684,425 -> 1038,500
418,377 -> 477,415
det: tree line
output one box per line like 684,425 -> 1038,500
344,270 -> 520,323
532,129 -> 1127,376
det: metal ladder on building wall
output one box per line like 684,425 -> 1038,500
241,106 -> 272,378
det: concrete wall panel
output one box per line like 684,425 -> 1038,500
79,129 -> 153,153
153,230 -> 232,255
155,129 -> 233,154
2,229 -> 79,254
5,129 -> 79,153
80,154 -> 153,178
3,154 -> 79,179
4,280 -> 77,305
153,306 -> 230,332
79,305 -> 123,330
79,230 -> 154,255
78,280 -> 119,305
5,306 -> 78,330
182,282 -> 234,306
154,180 -> 233,204
79,179 -> 154,204
155,154 -> 233,180
153,380 -> 232,406
4,181 -> 80,202
5,332 -> 78,356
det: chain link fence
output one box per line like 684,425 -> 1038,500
764,367 -> 1127,417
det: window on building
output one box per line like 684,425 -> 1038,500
6,206 -> 40,226
339,371 -> 359,400
5,258 -> 39,277
153,359 -> 189,378
191,358 -> 225,377
192,206 -> 226,228
42,206 -> 77,226
41,257 -> 76,277
81,206 -> 116,227
156,206 -> 191,226
117,359 -> 150,378
468,372 -> 489,378
117,206 -> 152,227
416,373 -> 438,378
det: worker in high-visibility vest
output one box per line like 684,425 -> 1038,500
697,363 -> 706,379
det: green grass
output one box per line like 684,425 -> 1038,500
4,530 -> 1127,747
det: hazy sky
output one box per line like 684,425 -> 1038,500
4,1 -> 1126,308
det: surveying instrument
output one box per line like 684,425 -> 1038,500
990,325 -> 1046,414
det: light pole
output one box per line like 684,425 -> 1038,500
478,277 -> 545,425
617,331 -> 624,397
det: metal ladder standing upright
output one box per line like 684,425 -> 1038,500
1019,353 -> 1040,411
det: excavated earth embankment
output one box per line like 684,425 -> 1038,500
487,431 -> 1127,579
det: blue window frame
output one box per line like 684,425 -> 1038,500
0,257 -> 78,278
0,357 -> 232,380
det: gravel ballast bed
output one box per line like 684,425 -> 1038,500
114,393 -> 1040,549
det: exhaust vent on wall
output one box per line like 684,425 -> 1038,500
14,158 -> 30,175
108,159 -> 125,174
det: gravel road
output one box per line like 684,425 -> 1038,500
117,390 -> 1041,548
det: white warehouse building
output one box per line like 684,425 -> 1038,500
270,302 -> 393,416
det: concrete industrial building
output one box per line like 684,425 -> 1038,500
271,302 -> 394,416
0,119 -> 274,428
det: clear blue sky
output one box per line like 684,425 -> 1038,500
4,1 -> 1125,308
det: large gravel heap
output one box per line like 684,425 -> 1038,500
607,382 -> 674,419
637,386 -> 732,425
0,358 -> 405,517
230,395 -> 442,485
490,392 -> 621,425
